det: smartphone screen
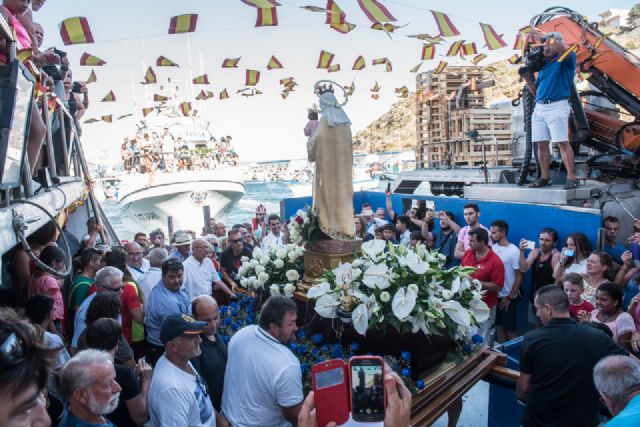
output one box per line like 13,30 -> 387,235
350,358 -> 385,422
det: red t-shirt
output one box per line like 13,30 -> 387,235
569,300 -> 594,320
461,248 -> 505,308
87,281 -> 141,343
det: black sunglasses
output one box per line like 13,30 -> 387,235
230,239 -> 242,244
0,332 -> 26,370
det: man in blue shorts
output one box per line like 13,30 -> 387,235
523,31 -> 578,190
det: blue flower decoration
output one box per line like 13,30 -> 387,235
416,380 -> 425,389
311,348 -> 320,356
219,306 -> 228,315
463,344 -> 472,353
315,357 -> 324,364
289,342 -> 298,351
312,334 -> 324,344
401,351 -> 412,362
350,343 -> 360,352
297,330 -> 307,339
222,335 -> 230,343
301,363 -> 310,374
322,344 -> 331,353
472,334 -> 483,344
401,368 -> 412,377
231,323 -> 239,332
224,317 -> 232,326
231,309 -> 239,317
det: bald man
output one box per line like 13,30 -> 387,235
182,238 -> 234,301
191,295 -> 228,412
124,241 -> 150,282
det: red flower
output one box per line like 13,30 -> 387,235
295,216 -> 304,225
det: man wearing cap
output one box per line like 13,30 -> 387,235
145,258 -> 191,366
170,231 -> 192,262
148,314 -> 220,427
523,31 -> 578,190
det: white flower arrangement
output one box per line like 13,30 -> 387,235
238,243 -> 305,299
307,240 -> 490,343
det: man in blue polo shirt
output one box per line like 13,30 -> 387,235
523,31 -> 578,190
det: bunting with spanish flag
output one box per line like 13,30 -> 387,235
372,57 -> 388,65
479,23 -> 507,50
326,0 -> 345,24
370,81 -> 380,92
327,64 -> 340,73
245,69 -> 260,86
357,0 -> 396,23
431,11 -> 459,37
255,7 -> 278,26
330,22 -> 356,34
434,60 -> 448,74
266,55 -> 283,70
101,115 -> 113,123
421,44 -> 435,60
142,107 -> 154,117
352,55 -> 366,70
141,67 -> 156,85
59,17 -> 94,45
101,91 -> 115,102
471,53 -> 487,65
168,14 -> 198,34
445,41 -> 464,56
241,0 -> 280,7
507,54 -> 521,64
317,50 -> 334,69
117,114 -> 133,120
219,89 -> 230,100
460,42 -> 478,56
385,61 -> 392,72
180,102 -> 192,116
280,77 -> 296,86
192,74 -> 210,84
222,58 -> 241,68
344,82 -> 355,95
86,69 -> 97,84
156,56 -> 179,67
84,118 -> 100,124
153,94 -> 169,102
371,22 -> 406,34
196,90 -> 214,100
80,52 -> 106,66
407,34 -> 444,44
410,62 -> 423,73
371,94 -> 379,100
513,26 -> 534,51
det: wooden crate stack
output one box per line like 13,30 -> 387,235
415,66 -> 513,168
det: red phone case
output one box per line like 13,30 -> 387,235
312,359 -> 349,427
348,356 -> 386,422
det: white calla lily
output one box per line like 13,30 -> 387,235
470,299 -> 490,323
392,288 -> 417,320
362,239 -> 386,260
307,282 -> 332,299
404,252 -> 429,274
451,277 -> 461,294
315,293 -> 339,318
334,263 -> 354,287
352,304 -> 370,335
362,264 -> 391,289
442,300 -> 471,327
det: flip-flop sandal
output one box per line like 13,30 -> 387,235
528,178 -> 551,188
563,179 -> 578,190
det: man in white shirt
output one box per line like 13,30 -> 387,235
183,239 -> 233,302
138,247 -> 168,306
221,296 -> 303,426
148,314 -> 220,427
260,214 -> 286,250
490,220 -> 522,342
124,242 -> 150,282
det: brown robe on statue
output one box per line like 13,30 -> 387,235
307,117 -> 355,241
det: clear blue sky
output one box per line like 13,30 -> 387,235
34,0 -> 636,165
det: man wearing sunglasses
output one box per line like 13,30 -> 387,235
220,229 -> 252,294
0,307 -> 55,427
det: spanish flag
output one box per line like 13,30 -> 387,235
256,7 -> 278,27
117,114 -> 133,120
370,81 -> 380,92
326,0 -> 345,24
460,42 -> 478,56
101,91 -> 116,102
327,64 -> 340,73
445,41 -> 464,56
280,77 -> 296,86
156,56 -> 179,67
344,81 -> 355,95
222,58 -> 241,68
480,23 -> 507,50
86,69 -> 97,84
241,0 -> 280,7
317,50 -> 334,69
83,118 -> 100,124
59,17 -> 94,45
471,54 -> 487,65
431,11 -> 459,37
192,74 -> 210,84
407,33 -> 443,44
372,57 -> 388,65
507,54 -> 521,64
421,44 -> 436,60
219,89 -> 230,100
245,69 -> 260,86
357,0 -> 396,23
142,107 -> 154,117
80,52 -> 106,66
141,67 -> 157,85
180,102 -> 192,116
385,61 -> 392,72
330,22 -> 356,34
196,90 -> 214,100
153,94 -> 169,102
513,26 -> 535,51
410,62 -> 423,73
266,55 -> 283,70
371,22 -> 403,33
101,115 -> 113,123
352,55 -> 366,70
434,60 -> 448,75
168,14 -> 198,34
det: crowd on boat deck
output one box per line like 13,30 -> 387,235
3,188 -> 640,427
120,130 -> 239,175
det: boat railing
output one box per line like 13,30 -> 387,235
0,14 -> 118,254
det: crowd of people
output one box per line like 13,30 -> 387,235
120,130 -> 239,175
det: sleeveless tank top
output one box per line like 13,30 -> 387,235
531,250 -> 556,302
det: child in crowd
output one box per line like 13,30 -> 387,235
563,272 -> 594,320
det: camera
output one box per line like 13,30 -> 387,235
53,48 -> 67,59
517,46 -> 547,77
72,82 -> 83,93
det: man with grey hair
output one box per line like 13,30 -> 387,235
594,355 -> 640,426
138,247 -> 168,305
71,267 -> 124,354
59,349 -> 122,426
124,241 -> 149,282
183,238 -> 234,302
522,30 -> 578,190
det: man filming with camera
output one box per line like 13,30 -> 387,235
522,31 -> 578,190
